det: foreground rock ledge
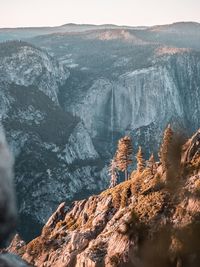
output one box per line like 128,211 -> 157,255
7,130 -> 200,267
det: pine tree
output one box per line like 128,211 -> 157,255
115,136 -> 133,181
136,146 -> 145,173
147,153 -> 156,175
108,159 -> 118,188
160,124 -> 174,172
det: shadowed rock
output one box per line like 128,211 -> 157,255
0,127 -> 30,266
0,127 -> 16,246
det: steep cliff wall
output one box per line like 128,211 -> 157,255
0,42 -> 107,240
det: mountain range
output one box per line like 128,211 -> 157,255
0,22 -> 200,241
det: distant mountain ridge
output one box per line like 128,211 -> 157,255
150,21 -> 200,32
0,21 -> 199,42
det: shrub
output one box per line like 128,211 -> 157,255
109,253 -> 121,266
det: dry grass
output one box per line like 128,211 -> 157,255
184,156 -> 200,176
26,237 -> 43,256
101,179 -> 133,209
55,220 -> 66,230
101,168 -> 164,215
133,191 -> 168,222
65,215 -> 77,230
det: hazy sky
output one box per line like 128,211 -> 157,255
1,0 -> 200,28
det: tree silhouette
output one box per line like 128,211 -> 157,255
136,146 -> 145,173
160,124 -> 174,173
147,153 -> 156,175
115,136 -> 133,181
108,159 -> 118,188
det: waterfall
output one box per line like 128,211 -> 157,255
111,85 -> 114,148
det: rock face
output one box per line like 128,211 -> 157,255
65,52 -> 200,156
30,26 -> 200,159
7,130 -> 200,267
0,41 -> 107,241
0,41 -> 68,103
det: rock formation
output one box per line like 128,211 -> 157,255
6,129 -> 200,267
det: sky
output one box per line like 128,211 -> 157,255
0,0 -> 200,28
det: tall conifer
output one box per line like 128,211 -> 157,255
108,159 -> 118,188
147,153 -> 156,175
115,136 -> 133,180
136,146 -> 145,173
160,124 -> 174,172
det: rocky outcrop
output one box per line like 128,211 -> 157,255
8,130 -> 200,267
0,41 -> 69,103
182,129 -> 200,163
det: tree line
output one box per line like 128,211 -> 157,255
109,124 -> 174,187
